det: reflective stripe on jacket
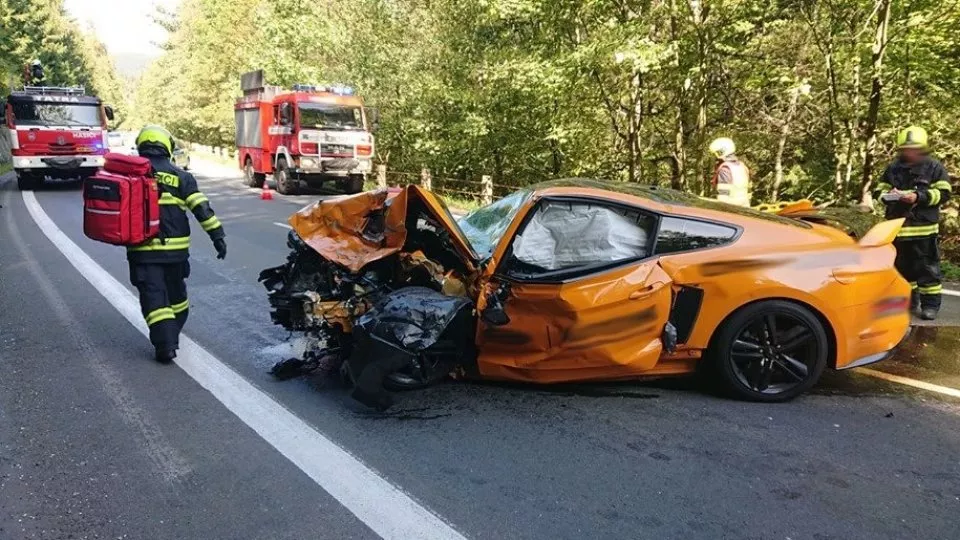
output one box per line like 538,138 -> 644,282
876,156 -> 952,239
127,152 -> 224,263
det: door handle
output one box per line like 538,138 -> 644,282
629,285 -> 657,300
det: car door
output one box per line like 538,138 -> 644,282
475,197 -> 673,383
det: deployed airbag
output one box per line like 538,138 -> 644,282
513,201 -> 650,271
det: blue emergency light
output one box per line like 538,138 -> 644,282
292,83 -> 355,95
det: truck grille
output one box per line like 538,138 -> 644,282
49,142 -> 78,155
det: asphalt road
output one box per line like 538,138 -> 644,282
2,161 -> 960,540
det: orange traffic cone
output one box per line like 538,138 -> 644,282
260,178 -> 273,201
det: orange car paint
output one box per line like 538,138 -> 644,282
472,186 -> 910,381
290,183 -> 911,385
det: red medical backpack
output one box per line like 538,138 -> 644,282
83,153 -> 160,246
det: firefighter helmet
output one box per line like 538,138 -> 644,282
896,126 -> 928,149
136,125 -> 176,156
709,137 -> 737,159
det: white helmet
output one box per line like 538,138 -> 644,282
709,137 -> 736,159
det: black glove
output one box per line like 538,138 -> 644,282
213,238 -> 227,260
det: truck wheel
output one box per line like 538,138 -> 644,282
274,159 -> 298,195
244,159 -> 261,188
344,175 -> 365,194
16,172 -> 38,191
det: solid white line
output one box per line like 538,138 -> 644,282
857,368 -> 960,399
273,221 -> 293,229
942,289 -> 960,297
21,191 -> 466,540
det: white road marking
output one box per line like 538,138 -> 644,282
942,289 -> 960,297
5,189 -> 191,484
857,368 -> 960,399
273,221 -> 293,229
22,191 -> 466,540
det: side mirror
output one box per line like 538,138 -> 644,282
279,103 -> 293,126
480,284 -> 511,326
104,105 -> 115,122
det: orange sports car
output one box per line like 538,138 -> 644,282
260,179 -> 911,410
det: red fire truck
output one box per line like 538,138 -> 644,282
2,85 -> 114,190
235,70 -> 377,195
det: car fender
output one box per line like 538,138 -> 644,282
685,281 -> 845,366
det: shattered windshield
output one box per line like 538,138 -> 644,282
458,189 -> 533,260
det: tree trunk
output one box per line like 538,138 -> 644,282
772,89 -> 802,202
859,0 -> 892,204
844,64 -> 861,190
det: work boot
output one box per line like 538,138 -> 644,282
155,348 -> 177,364
910,293 -> 921,315
919,308 -> 938,321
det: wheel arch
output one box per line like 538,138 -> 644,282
705,296 -> 838,369
274,147 -> 292,167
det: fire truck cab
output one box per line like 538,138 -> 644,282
2,85 -> 113,190
235,70 -> 377,195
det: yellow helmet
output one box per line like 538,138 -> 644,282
709,137 -> 736,159
136,124 -> 176,156
896,126 -> 928,149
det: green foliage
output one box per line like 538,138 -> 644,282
0,0 -> 127,127
940,260 -> 960,282
134,0 -> 960,204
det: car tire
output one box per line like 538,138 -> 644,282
274,158 -> 298,195
710,300 -> 828,402
383,372 -> 434,392
16,171 -> 38,191
244,159 -> 261,188
344,175 -> 365,194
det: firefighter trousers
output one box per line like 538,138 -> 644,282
894,236 -> 942,310
129,261 -> 190,353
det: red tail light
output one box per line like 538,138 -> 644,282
357,144 -> 373,157
873,297 -> 909,319
301,142 -> 318,155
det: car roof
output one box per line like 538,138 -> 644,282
528,178 -> 810,229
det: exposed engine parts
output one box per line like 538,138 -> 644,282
259,189 -> 476,410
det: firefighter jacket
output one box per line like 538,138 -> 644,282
127,149 -> 225,263
878,156 -> 952,239
713,157 -> 751,207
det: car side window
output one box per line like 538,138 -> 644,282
504,200 -> 655,279
655,216 -> 737,255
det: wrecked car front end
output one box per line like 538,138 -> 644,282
259,186 -> 478,409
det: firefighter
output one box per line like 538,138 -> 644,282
129,125 -> 227,363
709,137 -> 751,207
877,126 -> 952,321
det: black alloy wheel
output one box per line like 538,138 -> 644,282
713,300 -> 828,402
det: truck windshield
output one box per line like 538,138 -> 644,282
11,101 -> 102,127
298,103 -> 363,130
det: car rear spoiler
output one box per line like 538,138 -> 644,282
858,218 -> 904,247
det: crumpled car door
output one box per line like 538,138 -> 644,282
476,260 -> 673,383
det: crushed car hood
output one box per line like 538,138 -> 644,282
288,186 -> 478,273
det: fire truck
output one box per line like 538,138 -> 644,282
235,70 -> 377,195
2,85 -> 114,190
